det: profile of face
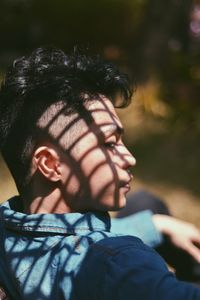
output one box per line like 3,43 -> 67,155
34,97 -> 136,212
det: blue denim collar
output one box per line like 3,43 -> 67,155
0,196 -> 111,235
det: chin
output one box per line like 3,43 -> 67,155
107,196 -> 127,211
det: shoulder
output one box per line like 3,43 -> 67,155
72,236 -> 168,299
89,235 -> 149,255
92,234 -> 149,250
86,235 -> 168,271
72,236 -> 200,300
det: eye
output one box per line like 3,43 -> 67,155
105,142 -> 117,149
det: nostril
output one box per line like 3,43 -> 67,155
127,169 -> 133,179
127,169 -> 132,175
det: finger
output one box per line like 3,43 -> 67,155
192,234 -> 200,245
184,243 -> 200,263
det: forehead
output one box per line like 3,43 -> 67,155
36,97 -> 123,149
37,97 -> 122,129
86,97 -> 122,130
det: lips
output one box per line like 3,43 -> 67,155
123,183 -> 131,192
119,176 -> 132,190
126,172 -> 133,184
118,169 -> 133,189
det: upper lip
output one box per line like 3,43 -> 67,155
127,170 -> 133,182
120,173 -> 133,187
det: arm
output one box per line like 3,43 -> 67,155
110,210 -> 163,247
111,211 -> 200,263
153,214 -> 200,263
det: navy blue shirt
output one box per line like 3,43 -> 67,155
72,236 -> 200,299
0,196 -> 200,299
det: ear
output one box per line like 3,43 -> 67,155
33,146 -> 62,182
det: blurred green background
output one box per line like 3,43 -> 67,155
0,0 -> 200,224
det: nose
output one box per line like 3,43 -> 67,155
117,144 -> 136,169
124,147 -> 136,168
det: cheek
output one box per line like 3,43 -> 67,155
81,150 -> 119,194
61,163 -> 81,195
81,149 -> 115,177
90,163 -> 116,186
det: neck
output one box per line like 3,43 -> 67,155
23,187 -> 72,214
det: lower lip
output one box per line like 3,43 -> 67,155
122,184 -> 131,192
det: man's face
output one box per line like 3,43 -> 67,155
55,97 -> 136,212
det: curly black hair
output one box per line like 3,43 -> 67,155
0,46 -> 133,192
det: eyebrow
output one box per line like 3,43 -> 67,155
101,124 -> 124,137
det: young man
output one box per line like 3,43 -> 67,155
0,46 -> 200,299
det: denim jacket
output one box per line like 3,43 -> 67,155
0,196 -> 200,300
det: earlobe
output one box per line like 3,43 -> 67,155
33,146 -> 61,182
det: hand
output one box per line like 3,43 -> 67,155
153,214 -> 200,263
0,286 -> 9,300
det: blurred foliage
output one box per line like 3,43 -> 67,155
0,0 -> 200,127
118,91 -> 200,200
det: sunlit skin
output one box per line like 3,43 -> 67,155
25,97 -> 136,214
